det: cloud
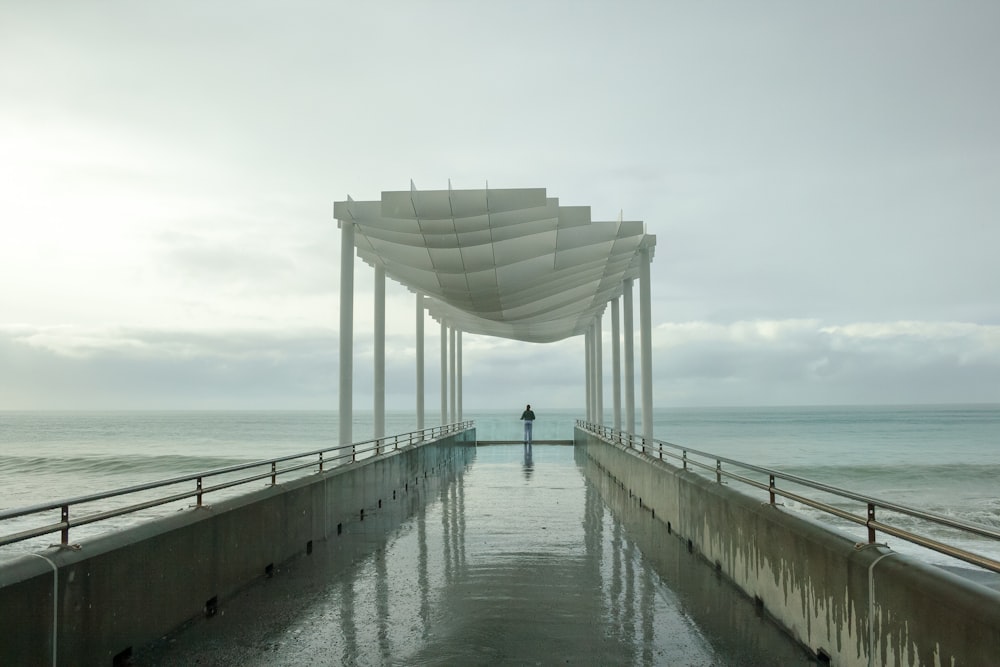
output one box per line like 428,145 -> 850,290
651,320 -> 1000,406
3,319 -> 998,412
0,325 -> 338,410
3,2 -> 1000,413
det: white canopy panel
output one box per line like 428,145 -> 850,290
334,185 -> 655,343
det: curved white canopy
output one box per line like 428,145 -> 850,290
333,184 -> 655,343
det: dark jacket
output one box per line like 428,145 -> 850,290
521,409 -> 535,421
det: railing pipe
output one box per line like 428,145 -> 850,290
0,421 -> 474,549
577,419 -> 1000,575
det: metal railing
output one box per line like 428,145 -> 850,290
0,421 -> 474,550
577,419 -> 1000,575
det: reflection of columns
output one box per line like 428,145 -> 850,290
374,265 -> 385,439
338,220 -> 354,446
440,321 -> 447,425
639,248 -> 654,442
418,496 -> 429,635
375,544 -> 389,656
595,315 -> 604,425
584,329 -> 592,422
623,278 -> 636,434
449,326 -> 457,423
611,297 -> 621,431
456,330 -> 463,421
416,294 -> 424,430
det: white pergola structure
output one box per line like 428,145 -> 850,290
333,183 -> 657,445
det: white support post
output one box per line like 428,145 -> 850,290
639,248 -> 654,442
416,294 -> 424,430
339,220 -> 355,446
374,264 -> 385,440
611,297 -> 621,431
456,330 -> 463,422
623,278 -> 636,434
584,328 -> 592,422
440,321 -> 448,425
594,315 -> 604,424
449,326 -> 457,424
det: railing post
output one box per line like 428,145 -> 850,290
716,460 -> 722,484
197,477 -> 204,507
769,474 -> 775,504
682,451 -> 688,470
352,444 -> 357,463
270,462 -> 277,486
61,504 -> 69,545
867,503 -> 877,543
319,452 -> 324,472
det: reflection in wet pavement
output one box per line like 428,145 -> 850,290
137,445 -> 816,666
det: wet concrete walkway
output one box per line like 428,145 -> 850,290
137,445 -> 816,666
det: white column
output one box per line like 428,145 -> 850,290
440,321 -> 448,425
339,220 -> 354,446
639,248 -> 654,442
584,328 -> 592,422
623,278 -> 636,434
449,326 -> 457,423
611,297 -> 621,431
416,294 -> 424,430
595,315 -> 604,425
374,264 -> 385,440
456,330 -> 463,422
590,322 -> 599,421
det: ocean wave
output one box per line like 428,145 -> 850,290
774,462 -> 1000,493
0,453 -> 264,477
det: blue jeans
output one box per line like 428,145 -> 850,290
524,420 -> 533,444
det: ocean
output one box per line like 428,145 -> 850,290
1,405 -> 998,573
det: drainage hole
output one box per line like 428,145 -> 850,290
112,646 -> 132,667
204,596 -> 218,618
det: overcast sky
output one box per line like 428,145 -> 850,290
2,2 -> 999,413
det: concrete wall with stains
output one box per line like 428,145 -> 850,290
0,430 -> 475,667
576,427 -> 1000,667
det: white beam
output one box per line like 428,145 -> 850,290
374,264 -> 385,439
457,330 -> 463,422
339,220 -> 354,446
611,297 -> 621,431
584,328 -> 592,422
639,248 -> 654,442
623,278 -> 636,434
440,321 -> 447,425
595,315 -> 604,425
449,326 -> 457,423
416,294 -> 424,430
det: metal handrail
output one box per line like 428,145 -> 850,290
577,419 -> 1000,575
0,421 -> 474,549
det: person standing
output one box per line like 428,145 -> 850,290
520,404 -> 536,445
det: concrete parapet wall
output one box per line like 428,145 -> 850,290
576,427 -> 1000,667
0,430 -> 475,667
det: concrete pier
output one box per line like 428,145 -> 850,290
135,445 -> 815,666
